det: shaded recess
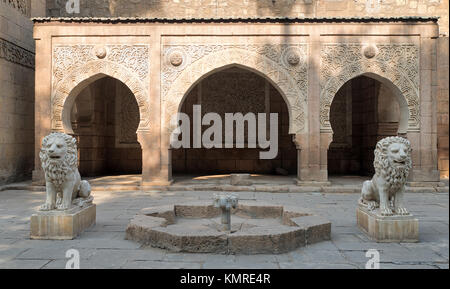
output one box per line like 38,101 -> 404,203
328,75 -> 400,176
70,76 -> 142,176
172,66 -> 297,175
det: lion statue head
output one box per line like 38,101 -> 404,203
373,136 -> 412,192
40,132 -> 78,185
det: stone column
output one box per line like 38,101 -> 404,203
297,32 -> 330,186
408,35 -> 440,184
437,37 -> 449,179
140,31 -> 173,188
319,131 -> 333,183
294,133 -> 330,186
138,117 -> 173,187
32,34 -> 52,185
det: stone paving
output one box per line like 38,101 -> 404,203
0,188 -> 448,269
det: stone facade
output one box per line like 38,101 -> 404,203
31,0 -> 449,181
44,0 -> 449,36
31,17 -> 442,186
0,0 -> 35,185
0,0 -> 445,185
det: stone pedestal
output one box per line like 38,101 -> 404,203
356,206 -> 419,243
30,204 -> 96,240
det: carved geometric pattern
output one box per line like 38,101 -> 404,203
51,45 -> 150,132
0,37 -> 34,69
320,43 -> 420,132
162,44 -> 308,134
116,88 -> 140,146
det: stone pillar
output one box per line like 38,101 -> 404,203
139,31 -> 172,188
437,37 -> 449,179
408,36 -> 440,184
296,32 -> 329,186
319,131 -> 333,183
32,35 -> 52,186
294,133 -> 330,186
138,131 -> 172,187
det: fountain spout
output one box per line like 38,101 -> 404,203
213,193 -> 239,231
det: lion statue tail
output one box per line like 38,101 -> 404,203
79,180 -> 91,198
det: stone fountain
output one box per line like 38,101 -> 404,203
126,194 -> 331,254
213,193 -> 239,231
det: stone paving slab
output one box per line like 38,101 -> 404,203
279,262 -> 359,269
123,260 -> 203,269
0,259 -> 51,269
0,189 -> 447,269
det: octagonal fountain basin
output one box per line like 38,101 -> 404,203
125,201 -> 331,254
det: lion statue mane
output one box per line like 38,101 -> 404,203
39,132 -> 92,211
359,136 -> 412,216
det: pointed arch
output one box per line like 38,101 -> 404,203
162,48 -> 308,135
51,60 -> 150,134
320,45 -> 420,134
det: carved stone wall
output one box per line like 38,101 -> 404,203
51,44 -> 150,133
162,44 -> 308,136
0,37 -> 34,69
320,43 -> 419,133
202,68 -> 266,118
115,81 -> 140,147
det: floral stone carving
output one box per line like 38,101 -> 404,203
162,44 -> 308,135
51,44 -> 150,132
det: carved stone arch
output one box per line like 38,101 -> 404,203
321,64 -> 415,134
52,60 -> 150,134
320,43 -> 420,134
162,46 -> 308,135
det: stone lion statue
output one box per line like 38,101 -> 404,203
359,136 -> 412,216
39,132 -> 92,211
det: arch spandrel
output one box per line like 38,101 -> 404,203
320,43 -> 420,134
162,45 -> 309,135
51,45 -> 150,134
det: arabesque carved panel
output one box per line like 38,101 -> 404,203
51,44 -> 150,132
162,44 -> 308,135
320,43 -> 420,132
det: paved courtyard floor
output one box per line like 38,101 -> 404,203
0,188 -> 448,269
